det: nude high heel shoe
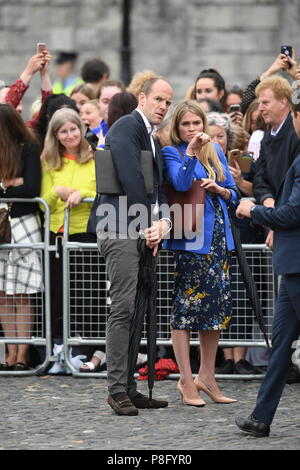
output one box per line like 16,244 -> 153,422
194,377 -> 237,404
176,381 -> 206,407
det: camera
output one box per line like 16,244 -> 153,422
85,128 -> 99,152
36,43 -> 46,54
281,45 -> 293,68
229,104 -> 241,113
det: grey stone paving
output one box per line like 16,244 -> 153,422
1,375 -> 299,451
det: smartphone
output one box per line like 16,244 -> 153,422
228,149 -> 253,173
37,42 -> 47,54
281,45 -> 293,68
240,151 -> 254,173
228,149 -> 241,165
229,104 -> 240,113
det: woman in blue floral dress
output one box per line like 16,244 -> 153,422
162,101 -> 239,406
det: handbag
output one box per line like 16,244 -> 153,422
165,180 -> 205,238
165,147 -> 205,238
0,204 -> 12,244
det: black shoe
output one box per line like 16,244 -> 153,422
234,359 -> 263,375
0,362 -> 14,371
235,414 -> 270,438
216,359 -> 234,374
107,392 -> 138,416
286,364 -> 300,384
130,392 -> 168,409
13,362 -> 29,371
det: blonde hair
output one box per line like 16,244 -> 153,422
255,75 -> 292,106
170,100 -> 226,181
81,99 -> 101,111
41,108 -> 90,170
30,97 -> 42,120
127,70 -> 158,98
70,82 -> 97,100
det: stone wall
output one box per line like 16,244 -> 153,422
0,0 -> 299,115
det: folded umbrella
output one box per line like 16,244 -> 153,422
127,239 -> 159,399
229,211 -> 270,348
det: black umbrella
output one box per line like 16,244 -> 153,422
127,239 -> 159,400
229,211 -> 270,348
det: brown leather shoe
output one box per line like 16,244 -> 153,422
107,393 -> 138,416
130,392 -> 168,409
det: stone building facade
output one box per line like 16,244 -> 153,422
0,0 -> 299,115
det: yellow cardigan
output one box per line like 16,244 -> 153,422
40,157 -> 96,234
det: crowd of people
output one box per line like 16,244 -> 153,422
1,45 -> 300,435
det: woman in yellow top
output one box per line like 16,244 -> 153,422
40,108 -> 96,342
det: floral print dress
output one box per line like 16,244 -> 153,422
171,195 -> 232,331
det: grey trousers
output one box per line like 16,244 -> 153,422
97,233 -> 141,396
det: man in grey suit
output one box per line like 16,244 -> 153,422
96,77 -> 173,416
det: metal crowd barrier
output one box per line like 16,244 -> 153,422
62,199 -> 275,379
0,198 -> 52,376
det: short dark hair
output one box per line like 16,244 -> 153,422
107,92 -> 138,128
227,85 -> 243,99
81,58 -> 110,83
97,80 -> 126,99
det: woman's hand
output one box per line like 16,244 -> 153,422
286,48 -> 298,79
260,53 -> 291,80
65,190 -> 82,209
228,160 -> 243,184
55,186 -> 75,201
186,132 -> 211,157
200,178 -> 223,194
229,111 -> 244,127
40,50 -> 52,75
20,54 -> 46,85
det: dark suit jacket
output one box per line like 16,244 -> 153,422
252,154 -> 300,275
253,112 -> 300,204
94,109 -> 169,234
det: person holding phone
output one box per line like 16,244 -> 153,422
225,87 -> 244,126
1,46 -> 52,117
162,100 -> 239,405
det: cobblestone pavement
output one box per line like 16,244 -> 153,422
1,375 -> 299,451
